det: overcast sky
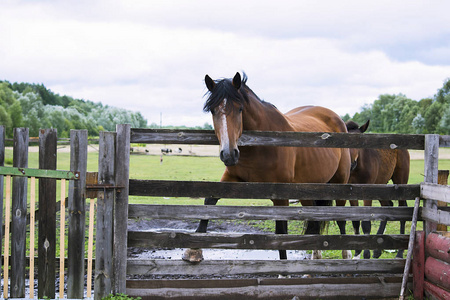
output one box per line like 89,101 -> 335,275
1,1 -> 450,127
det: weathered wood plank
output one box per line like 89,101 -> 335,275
126,276 -> 411,300
95,131 -> 116,300
113,124 -> 131,294
37,129 -> 57,299
421,182 -> 450,204
127,258 -> 406,276
128,231 -> 409,251
11,128 -> 28,298
439,135 -> 450,147
128,204 -> 419,221
421,207 -> 450,226
129,180 -> 420,200
67,130 -> 88,299
0,166 -> 79,179
130,129 -> 425,149
424,134 -> 439,235
0,125 -> 4,274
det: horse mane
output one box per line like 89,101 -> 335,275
203,73 -> 277,113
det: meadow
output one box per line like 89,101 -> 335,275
3,146 -> 450,259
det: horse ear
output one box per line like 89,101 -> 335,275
232,72 -> 241,89
360,120 -> 370,133
205,75 -> 215,92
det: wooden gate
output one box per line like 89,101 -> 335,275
106,127 -> 450,299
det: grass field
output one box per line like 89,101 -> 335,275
3,146 -> 450,259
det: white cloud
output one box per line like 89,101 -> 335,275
1,0 -> 449,127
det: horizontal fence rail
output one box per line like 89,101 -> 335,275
127,258 -> 406,276
126,276 -> 410,300
129,204 -> 437,222
130,129 -> 426,149
128,232 -> 409,251
129,180 -> 420,200
0,166 -> 80,180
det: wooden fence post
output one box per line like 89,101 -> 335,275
424,134 -> 439,236
11,128 -> 29,298
113,124 -> 131,294
67,130 -> 88,298
95,131 -> 116,300
0,125 -> 4,271
437,170 -> 449,231
38,129 -> 58,298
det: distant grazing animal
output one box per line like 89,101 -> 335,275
335,120 -> 410,259
182,72 -> 352,262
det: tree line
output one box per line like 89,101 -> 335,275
343,78 -> 450,134
0,80 -> 149,138
1,78 -> 449,138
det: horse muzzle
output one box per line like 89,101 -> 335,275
220,148 -> 240,166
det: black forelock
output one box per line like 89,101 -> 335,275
203,73 -> 249,113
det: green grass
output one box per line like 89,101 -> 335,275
3,147 -> 450,260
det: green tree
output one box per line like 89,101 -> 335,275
9,101 -> 23,128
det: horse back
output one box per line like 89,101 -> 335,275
350,148 -> 410,184
285,106 -> 348,133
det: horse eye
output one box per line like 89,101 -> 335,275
239,107 -> 243,113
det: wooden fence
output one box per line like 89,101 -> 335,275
2,125 -> 450,299
0,126 -> 90,299
112,127 -> 449,299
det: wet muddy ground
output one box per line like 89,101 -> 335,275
127,218 -> 310,280
127,218 -> 308,261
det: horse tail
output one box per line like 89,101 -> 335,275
302,200 -> 332,235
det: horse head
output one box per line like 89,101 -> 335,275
204,72 -> 246,166
346,120 -> 370,171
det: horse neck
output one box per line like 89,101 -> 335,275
242,92 -> 292,131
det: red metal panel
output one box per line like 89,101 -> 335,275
425,257 -> 450,290
426,232 -> 450,264
424,280 -> 450,300
414,231 -> 425,300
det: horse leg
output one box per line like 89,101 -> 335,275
272,199 -> 289,260
349,200 -> 362,259
335,200 -> 353,259
182,197 -> 219,262
395,200 -> 407,258
361,200 -> 372,259
303,200 -> 333,260
372,200 -> 393,258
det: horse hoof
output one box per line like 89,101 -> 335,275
312,250 -> 322,260
372,250 -> 382,259
182,248 -> 204,263
342,250 -> 353,259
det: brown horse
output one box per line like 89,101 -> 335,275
335,120 -> 410,259
183,72 -> 351,262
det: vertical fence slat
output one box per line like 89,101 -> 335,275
0,125 -> 5,267
67,129 -> 88,298
87,198 -> 96,298
38,128 -> 57,298
11,127 -> 29,298
437,170 -> 449,231
59,179 -> 66,299
95,131 -> 116,300
424,134 -> 439,236
29,177 -> 36,299
3,175 -> 11,299
113,124 -> 130,293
